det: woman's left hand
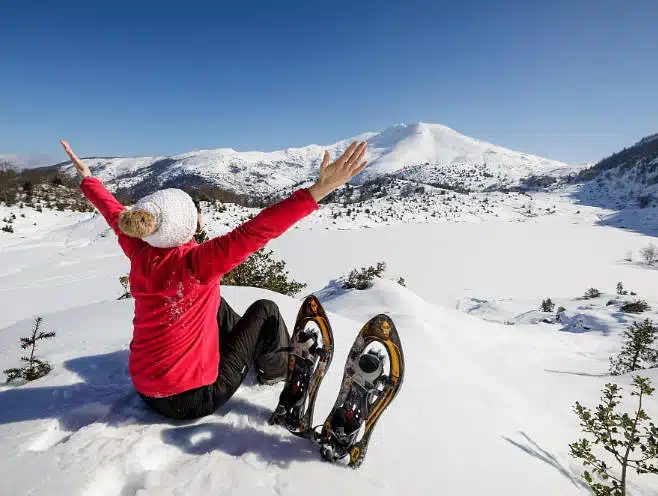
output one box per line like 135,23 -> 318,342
60,139 -> 92,179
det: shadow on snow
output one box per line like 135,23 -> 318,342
160,421 -> 318,468
502,431 -> 588,489
0,350 -> 320,466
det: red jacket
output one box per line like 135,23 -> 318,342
80,177 -> 318,397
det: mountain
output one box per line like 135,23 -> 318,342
361,122 -> 569,176
571,133 -> 658,209
52,122 -> 574,198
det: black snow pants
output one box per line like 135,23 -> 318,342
140,297 -> 291,420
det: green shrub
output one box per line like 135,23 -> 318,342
540,298 -> 555,313
569,376 -> 658,494
118,275 -> 131,300
343,262 -> 387,290
584,288 -> 601,299
621,300 -> 651,314
610,319 -> 658,375
222,248 -> 307,296
194,228 -> 209,244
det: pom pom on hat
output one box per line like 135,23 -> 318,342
131,188 -> 198,248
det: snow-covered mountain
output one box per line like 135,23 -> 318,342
569,133 -> 658,209
361,122 -> 571,177
53,122 -> 576,197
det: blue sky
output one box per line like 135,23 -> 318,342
1,0 -> 656,164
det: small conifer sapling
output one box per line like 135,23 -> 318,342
609,319 -> 658,375
3,317 -> 55,383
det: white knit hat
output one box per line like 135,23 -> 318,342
132,188 -> 198,248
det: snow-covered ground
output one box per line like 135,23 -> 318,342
1,188 -> 658,495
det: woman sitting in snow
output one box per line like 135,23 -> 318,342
59,139 -> 368,420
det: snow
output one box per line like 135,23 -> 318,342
362,122 -> 572,179
53,122 -> 578,197
568,160 -> 658,210
1,178 -> 658,494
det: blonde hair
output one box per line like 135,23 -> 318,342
118,209 -> 158,238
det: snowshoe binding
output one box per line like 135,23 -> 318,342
269,295 -> 334,438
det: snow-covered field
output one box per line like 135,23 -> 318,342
1,189 -> 658,495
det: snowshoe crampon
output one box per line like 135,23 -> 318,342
312,314 -> 404,468
269,295 -> 334,438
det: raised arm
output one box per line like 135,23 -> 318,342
60,139 -> 143,257
190,141 -> 368,283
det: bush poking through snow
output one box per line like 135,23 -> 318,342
194,228 -> 209,244
540,298 -> 555,313
641,243 -> 656,266
222,248 -> 307,296
118,275 -> 131,300
3,317 -> 55,383
397,277 -> 406,287
569,376 -> 658,495
620,300 -> 651,314
584,288 -> 602,299
343,262 -> 387,290
609,319 -> 658,375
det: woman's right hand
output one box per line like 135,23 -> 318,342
60,139 -> 92,179
308,141 -> 368,202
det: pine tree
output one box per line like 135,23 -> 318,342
569,376 -> 658,495
540,298 -> 555,312
222,248 -> 307,296
343,262 -> 387,290
610,319 -> 658,375
585,288 -> 602,299
620,300 -> 651,314
3,317 -> 55,382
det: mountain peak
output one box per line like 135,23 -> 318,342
359,121 -> 568,177
53,122 -> 572,197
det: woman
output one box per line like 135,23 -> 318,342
60,139 -> 368,420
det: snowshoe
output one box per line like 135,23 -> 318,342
269,295 -> 334,437
312,314 -> 404,468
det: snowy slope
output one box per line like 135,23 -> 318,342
363,122 -> 574,180
51,123 -> 575,197
2,198 -> 658,495
569,133 -> 658,209
53,134 -> 372,197
569,158 -> 658,210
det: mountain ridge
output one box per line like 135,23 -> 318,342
47,122 -> 575,197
